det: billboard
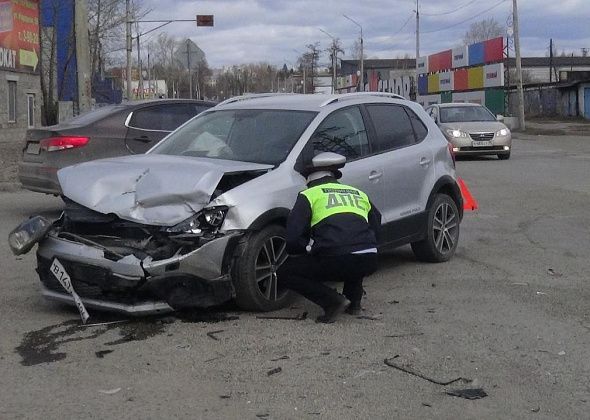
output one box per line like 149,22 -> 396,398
416,56 -> 428,75
428,50 -> 452,73
484,63 -> 504,88
439,71 -> 454,92
452,46 -> 469,68
0,0 -> 39,73
484,37 -> 504,63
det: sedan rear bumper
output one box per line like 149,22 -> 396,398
18,162 -> 62,194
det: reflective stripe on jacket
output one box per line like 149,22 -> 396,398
301,182 -> 372,227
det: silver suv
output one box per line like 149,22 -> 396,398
10,93 -> 463,315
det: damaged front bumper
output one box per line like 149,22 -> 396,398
36,231 -> 242,315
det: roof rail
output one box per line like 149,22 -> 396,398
216,93 -> 297,107
320,92 -> 407,107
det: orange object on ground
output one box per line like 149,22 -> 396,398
458,178 -> 478,211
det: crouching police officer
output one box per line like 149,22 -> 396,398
278,152 -> 381,323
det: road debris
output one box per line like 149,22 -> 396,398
531,407 -> 540,413
206,330 -> 225,341
267,367 -> 282,376
95,350 -> 114,358
385,333 -> 424,338
547,268 -> 563,277
384,357 -> 472,386
536,291 -> 548,296
257,312 -> 308,321
356,314 -> 383,321
446,388 -> 487,400
82,320 -> 129,328
388,300 -> 400,304
422,402 -> 432,407
271,355 -> 290,361
98,387 -> 122,395
176,344 -> 191,349
511,282 -> 529,286
558,351 -> 566,356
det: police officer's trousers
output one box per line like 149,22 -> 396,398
278,253 -> 378,309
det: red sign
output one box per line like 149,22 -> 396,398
196,14 -> 214,27
428,50 -> 452,73
453,68 -> 469,91
484,37 -> 504,63
0,0 -> 39,73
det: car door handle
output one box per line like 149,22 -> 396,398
419,157 -> 432,166
133,136 -> 151,143
368,171 -> 383,180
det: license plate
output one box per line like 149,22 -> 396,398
472,140 -> 492,147
50,258 -> 90,323
26,142 -> 41,154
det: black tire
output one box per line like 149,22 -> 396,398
411,194 -> 460,263
233,225 -> 294,311
498,152 -> 511,160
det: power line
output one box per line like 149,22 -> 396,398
421,0 -> 480,16
393,12 -> 414,36
422,0 -> 508,34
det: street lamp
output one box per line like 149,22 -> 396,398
343,14 -> 364,92
319,28 -> 338,94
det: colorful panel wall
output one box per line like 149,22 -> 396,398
416,56 -> 428,74
427,74 -> 440,93
428,50 -> 452,73
452,46 -> 469,68
483,63 -> 505,88
418,75 -> 428,96
484,37 -> 504,63
439,71 -> 454,92
468,42 -> 485,66
467,67 -> 484,89
484,88 -> 505,114
454,69 -> 469,91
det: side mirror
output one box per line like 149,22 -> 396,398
496,114 -> 505,122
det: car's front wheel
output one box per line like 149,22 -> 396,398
498,152 -> 510,160
411,194 -> 460,262
234,225 -> 293,311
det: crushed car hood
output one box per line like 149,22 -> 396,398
58,154 -> 272,226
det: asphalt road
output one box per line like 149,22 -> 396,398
0,132 -> 589,419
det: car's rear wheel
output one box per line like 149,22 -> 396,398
234,225 -> 293,311
498,152 -> 510,160
411,194 -> 460,262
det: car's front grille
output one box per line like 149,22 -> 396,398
459,146 -> 505,152
469,132 -> 494,141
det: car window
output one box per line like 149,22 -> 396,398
439,106 -> 496,123
407,109 -> 428,142
63,105 -> 126,126
150,109 -> 317,165
366,104 -> 415,152
310,106 -> 369,160
129,104 -> 210,131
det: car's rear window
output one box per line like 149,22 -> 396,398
150,109 -> 317,165
64,105 -> 127,126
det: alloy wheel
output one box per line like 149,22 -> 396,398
255,236 -> 289,301
433,202 -> 459,254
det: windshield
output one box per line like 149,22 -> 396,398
149,109 -> 317,165
440,106 -> 496,123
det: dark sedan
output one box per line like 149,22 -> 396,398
18,99 -> 215,194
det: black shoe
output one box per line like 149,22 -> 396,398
345,301 -> 362,315
316,297 -> 351,324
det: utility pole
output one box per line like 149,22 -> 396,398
343,15 -> 363,92
513,0 -> 526,131
549,38 -> 553,83
186,40 -> 192,99
74,0 -> 91,113
125,0 -> 132,100
319,28 -> 338,94
136,22 -> 143,99
415,0 -> 420,59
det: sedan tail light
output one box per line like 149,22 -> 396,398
40,136 -> 89,152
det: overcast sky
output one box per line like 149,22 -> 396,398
140,0 -> 590,68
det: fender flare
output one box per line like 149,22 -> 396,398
247,208 -> 291,232
426,176 -> 464,220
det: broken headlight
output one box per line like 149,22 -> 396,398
166,207 -> 228,234
8,216 -> 53,255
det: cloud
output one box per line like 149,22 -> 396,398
139,0 -> 589,67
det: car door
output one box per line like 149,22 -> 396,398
307,106 -> 384,208
125,103 -> 207,153
363,103 -> 434,242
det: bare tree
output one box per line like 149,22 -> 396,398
463,18 -> 504,45
298,42 -> 321,93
